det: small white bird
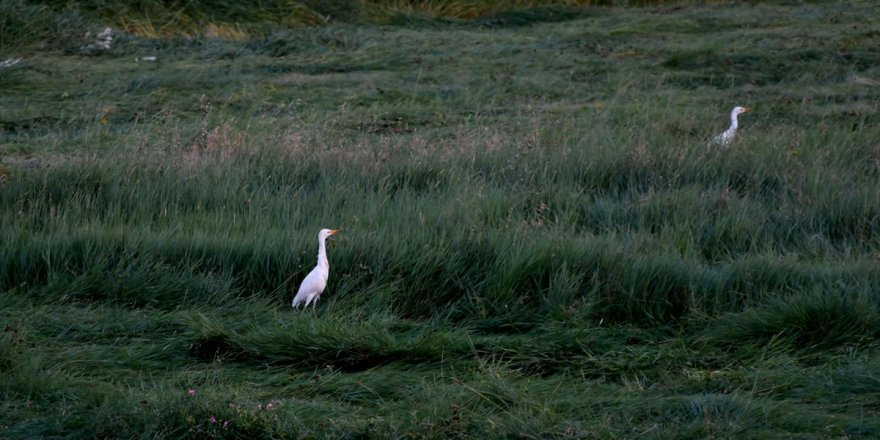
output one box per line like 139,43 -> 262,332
291,228 -> 339,310
712,106 -> 751,147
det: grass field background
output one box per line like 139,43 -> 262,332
2,0 -> 880,438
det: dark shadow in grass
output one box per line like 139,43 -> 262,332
249,29 -> 364,56
188,331 -> 449,372
477,6 -> 598,29
0,117 -> 61,133
255,62 -> 372,76
380,5 -> 599,29
188,332 -> 237,360
185,310 -> 679,378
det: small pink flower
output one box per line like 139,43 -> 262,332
187,388 -> 196,397
209,415 -> 217,424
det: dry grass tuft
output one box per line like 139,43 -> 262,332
184,124 -> 248,168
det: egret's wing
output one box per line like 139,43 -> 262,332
711,128 -> 734,147
292,267 -> 327,308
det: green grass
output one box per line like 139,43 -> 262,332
3,0 -> 880,438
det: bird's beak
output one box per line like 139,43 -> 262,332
742,107 -> 752,113
328,229 -> 340,236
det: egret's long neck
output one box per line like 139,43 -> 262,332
729,112 -> 739,130
317,238 -> 329,272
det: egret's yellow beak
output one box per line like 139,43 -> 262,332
328,229 -> 340,236
742,107 -> 752,112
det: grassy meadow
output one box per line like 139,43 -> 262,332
2,0 -> 880,438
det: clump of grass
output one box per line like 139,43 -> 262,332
0,333 -> 17,373
185,311 -> 475,369
0,0 -> 89,52
703,290 -> 880,355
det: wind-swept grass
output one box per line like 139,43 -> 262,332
3,0 -> 880,438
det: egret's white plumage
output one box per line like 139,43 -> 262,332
292,228 -> 339,310
712,106 -> 751,146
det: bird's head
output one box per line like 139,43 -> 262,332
732,106 -> 751,115
318,228 -> 340,241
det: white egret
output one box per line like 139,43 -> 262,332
712,106 -> 751,147
291,228 -> 339,310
